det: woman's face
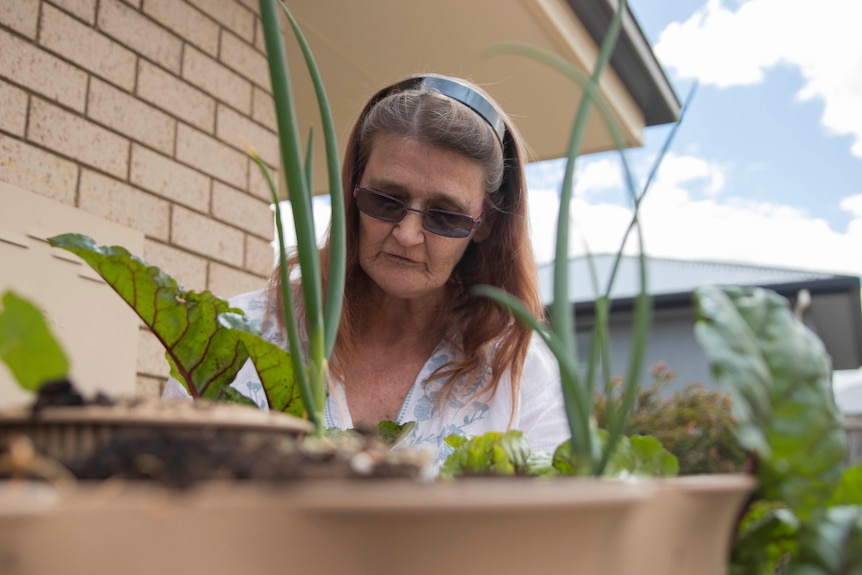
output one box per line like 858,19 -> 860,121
357,134 -> 490,304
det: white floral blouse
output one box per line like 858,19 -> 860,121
163,289 -> 569,467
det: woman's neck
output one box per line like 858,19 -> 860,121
356,286 -> 451,349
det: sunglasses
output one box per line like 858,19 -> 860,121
353,187 -> 485,239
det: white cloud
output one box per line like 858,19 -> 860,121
654,0 -> 862,157
840,194 -> 862,218
528,153 -> 862,276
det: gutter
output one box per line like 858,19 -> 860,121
568,0 -> 681,126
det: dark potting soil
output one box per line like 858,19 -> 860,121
0,381 -> 428,489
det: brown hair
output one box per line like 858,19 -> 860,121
269,74 -> 542,410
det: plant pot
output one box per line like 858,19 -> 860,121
0,398 -> 312,465
0,474 -> 756,575
613,474 -> 756,575
0,478 -> 655,575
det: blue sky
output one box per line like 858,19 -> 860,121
526,0 -> 862,276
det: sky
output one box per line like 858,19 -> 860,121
525,0 -> 862,276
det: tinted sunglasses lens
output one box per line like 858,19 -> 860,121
356,189 -> 404,221
423,210 -> 473,238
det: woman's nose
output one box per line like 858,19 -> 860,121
392,210 -> 425,245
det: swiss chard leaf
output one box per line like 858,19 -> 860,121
789,505 -> 862,575
48,233 -> 249,399
0,291 -> 69,391
219,312 -> 302,417
731,500 -> 799,575
694,285 -> 847,520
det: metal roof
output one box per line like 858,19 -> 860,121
537,254 -> 862,370
537,254 -> 850,305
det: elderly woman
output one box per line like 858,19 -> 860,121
166,74 -> 568,463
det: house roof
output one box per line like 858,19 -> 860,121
537,254 -> 862,370
537,254 -> 853,304
279,0 -> 680,194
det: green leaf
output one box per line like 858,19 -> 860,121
439,431 -> 531,478
219,312 -> 303,417
629,434 -> 679,477
789,505 -> 862,575
375,420 -> 416,446
731,500 -> 799,575
828,463 -> 862,506
694,285 -> 846,519
48,233 -> 249,399
0,291 -> 69,391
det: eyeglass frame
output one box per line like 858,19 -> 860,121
353,186 -> 486,239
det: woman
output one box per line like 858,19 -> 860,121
166,74 -> 568,464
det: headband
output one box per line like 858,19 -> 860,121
388,76 -> 507,147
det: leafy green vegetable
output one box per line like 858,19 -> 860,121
694,285 -> 847,520
731,500 -> 799,575
375,420 -> 416,446
828,463 -> 862,506
552,429 -> 678,478
0,291 -> 69,391
48,233 -> 250,400
439,431 -> 532,478
789,506 -> 862,575
218,312 -> 302,416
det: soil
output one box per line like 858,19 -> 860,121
0,381 -> 429,489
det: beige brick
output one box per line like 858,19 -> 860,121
130,144 -> 210,212
121,0 -> 141,8
143,0 -> 218,56
0,79 -> 27,136
221,30 -> 270,90
79,169 -> 170,240
176,124 -> 247,189
252,86 -> 276,131
136,374 -> 165,398
97,0 -> 182,74
183,46 -> 252,114
237,0 -> 260,16
217,105 -> 278,166
188,0 -> 254,42
254,17 -> 266,53
0,135 -> 78,205
88,78 -> 176,155
0,29 -> 87,112
212,181 -> 272,239
0,0 -> 39,38
28,98 -> 130,179
136,327 -> 168,377
248,157 -> 280,201
143,238 -> 208,291
137,60 -> 215,133
51,0 -> 97,24
171,205 -> 245,266
209,262 -> 266,297
245,234 -> 276,277
40,4 -> 136,91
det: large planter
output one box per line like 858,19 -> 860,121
0,473 -> 755,575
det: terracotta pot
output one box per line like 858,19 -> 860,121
0,475 -> 755,575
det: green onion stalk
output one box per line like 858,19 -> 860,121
256,0 -> 346,437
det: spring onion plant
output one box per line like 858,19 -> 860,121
474,0 -> 695,475
248,0 -> 346,437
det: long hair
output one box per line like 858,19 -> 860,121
269,74 -> 542,411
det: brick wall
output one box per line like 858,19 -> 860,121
0,0 -> 279,395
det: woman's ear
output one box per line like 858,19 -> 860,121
471,209 -> 496,243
